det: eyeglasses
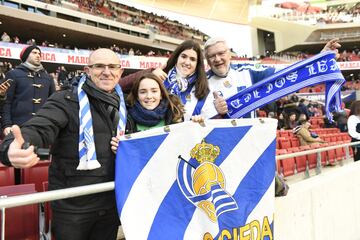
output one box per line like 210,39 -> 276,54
207,50 -> 229,62
88,64 -> 122,71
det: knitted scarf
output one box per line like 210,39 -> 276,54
163,66 -> 197,103
128,99 -> 168,127
77,75 -> 126,170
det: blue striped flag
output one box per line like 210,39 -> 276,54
115,119 -> 277,240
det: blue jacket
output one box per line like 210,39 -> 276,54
2,64 -> 55,128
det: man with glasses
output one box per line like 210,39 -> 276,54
0,48 -> 126,240
201,37 -> 341,118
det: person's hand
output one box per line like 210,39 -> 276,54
191,115 -> 205,123
8,125 -> 39,168
111,132 -> 124,154
0,79 -> 11,96
152,68 -> 167,81
3,127 -> 11,136
321,38 -> 341,59
213,91 -> 228,115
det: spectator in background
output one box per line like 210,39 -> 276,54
13,36 -> 20,44
277,112 -> 286,130
298,98 -> 310,119
58,65 -> 69,89
347,100 -> 360,161
293,119 -> 326,146
334,110 -> 348,132
2,45 -> 55,136
285,112 -> 298,129
0,62 -> 6,81
128,48 -> 134,56
1,32 -> 11,42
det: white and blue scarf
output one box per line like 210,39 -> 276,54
77,75 -> 126,170
163,67 -> 197,104
224,51 -> 345,122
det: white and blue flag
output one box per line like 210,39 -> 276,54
115,119 -> 277,240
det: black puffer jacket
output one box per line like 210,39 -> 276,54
0,82 -> 119,213
2,64 -> 55,128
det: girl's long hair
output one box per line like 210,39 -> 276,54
163,40 -> 209,100
127,73 -> 184,122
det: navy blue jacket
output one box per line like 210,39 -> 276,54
2,64 -> 55,128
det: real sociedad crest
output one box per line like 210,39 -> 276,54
177,139 -> 238,223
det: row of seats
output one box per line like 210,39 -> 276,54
276,128 -> 344,148
0,160 -> 50,191
0,184 -> 39,240
0,181 -> 52,240
276,141 -> 352,177
0,161 -> 51,239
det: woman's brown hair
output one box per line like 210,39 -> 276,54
350,100 -> 360,116
127,73 -> 184,122
163,40 -> 209,100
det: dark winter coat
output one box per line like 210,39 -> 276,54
2,64 -> 56,128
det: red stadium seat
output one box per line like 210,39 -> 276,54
0,163 -> 15,186
326,142 -> 337,164
0,184 -> 39,240
278,149 -> 296,177
279,139 -> 291,149
334,141 -> 346,162
310,143 -> 327,166
21,160 -> 50,192
289,147 -> 307,173
276,149 -> 287,175
290,138 -> 300,147
300,145 -> 317,169
279,131 -> 289,138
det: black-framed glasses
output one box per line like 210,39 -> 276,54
88,64 -> 122,71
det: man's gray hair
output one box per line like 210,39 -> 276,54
204,37 -> 228,51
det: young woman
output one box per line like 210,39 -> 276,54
125,73 -> 184,133
120,40 -> 209,120
111,72 -> 204,153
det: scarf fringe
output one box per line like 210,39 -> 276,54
76,159 -> 101,170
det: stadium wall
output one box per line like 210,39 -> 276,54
275,161 -> 360,240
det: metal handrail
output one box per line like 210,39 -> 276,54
276,141 -> 360,160
0,141 -> 359,210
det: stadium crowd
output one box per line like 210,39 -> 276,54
38,0 -> 209,42
273,1 -> 360,25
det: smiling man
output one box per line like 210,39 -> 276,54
202,37 -> 276,118
202,37 -> 341,119
0,48 -> 126,240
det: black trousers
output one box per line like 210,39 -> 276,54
52,208 -> 120,240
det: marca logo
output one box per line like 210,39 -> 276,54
177,139 -> 238,223
68,55 -> 89,64
139,61 -> 163,69
41,52 -> 56,62
0,48 -> 12,57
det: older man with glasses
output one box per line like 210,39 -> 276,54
0,48 -> 126,240
201,37 -> 341,119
